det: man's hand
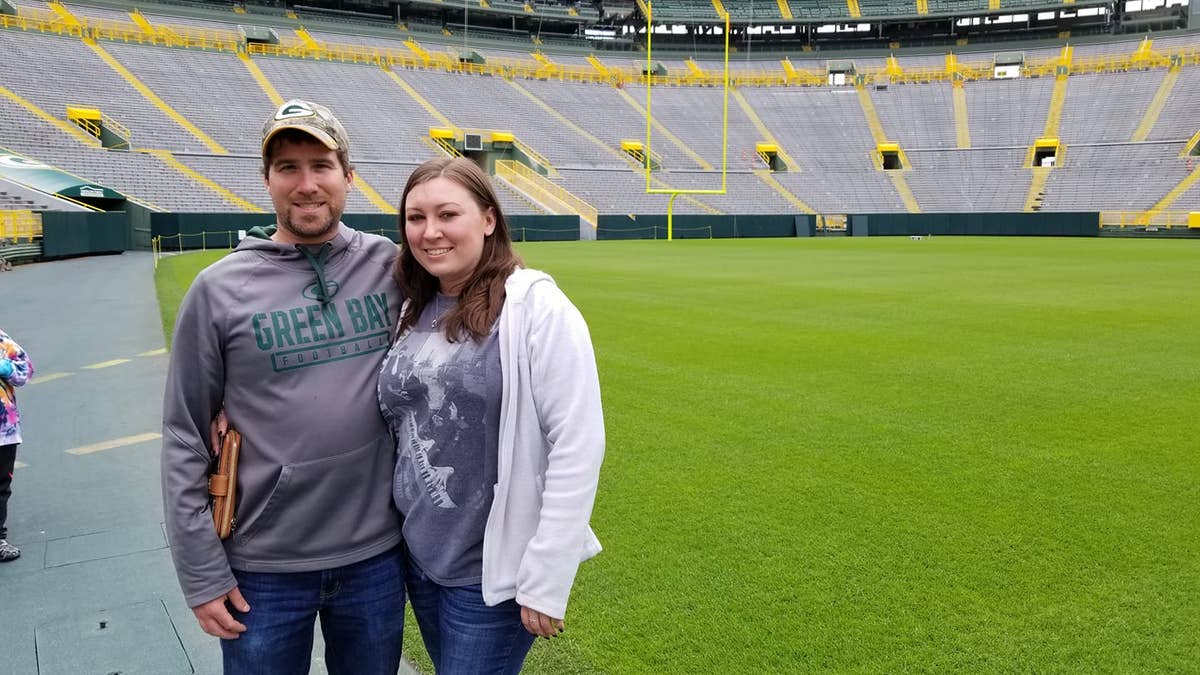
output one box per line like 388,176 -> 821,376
520,605 -> 565,638
209,408 -> 228,456
192,587 -> 250,639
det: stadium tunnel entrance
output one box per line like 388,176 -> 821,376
0,152 -> 126,211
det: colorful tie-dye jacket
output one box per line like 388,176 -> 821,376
0,329 -> 33,446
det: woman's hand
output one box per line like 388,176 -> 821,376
520,605 -> 565,638
209,408 -> 228,455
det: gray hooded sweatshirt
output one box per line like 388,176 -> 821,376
162,224 -> 402,608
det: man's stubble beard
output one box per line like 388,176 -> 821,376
279,205 -> 343,242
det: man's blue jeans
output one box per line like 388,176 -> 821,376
222,545 -> 405,675
406,554 -> 537,675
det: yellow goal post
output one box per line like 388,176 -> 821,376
644,3 -> 731,241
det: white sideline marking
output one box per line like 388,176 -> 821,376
82,359 -> 131,370
67,432 -> 162,456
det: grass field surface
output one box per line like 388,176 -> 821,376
156,237 -> 1198,672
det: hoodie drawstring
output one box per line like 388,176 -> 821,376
298,242 -> 332,305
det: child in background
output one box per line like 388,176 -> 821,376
0,328 -> 33,562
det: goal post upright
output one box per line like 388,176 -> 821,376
644,3 -> 731,240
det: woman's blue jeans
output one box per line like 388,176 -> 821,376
221,545 -> 405,675
405,554 -> 537,675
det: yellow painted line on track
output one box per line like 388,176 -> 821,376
14,460 -> 27,469
66,432 -> 162,456
82,359 -> 132,370
138,348 -> 167,357
29,372 -> 73,385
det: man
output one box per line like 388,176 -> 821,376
162,100 -> 404,674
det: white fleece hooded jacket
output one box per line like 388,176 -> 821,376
482,268 -> 605,620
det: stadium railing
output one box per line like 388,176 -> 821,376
1100,210 -> 1198,229
0,210 -> 42,243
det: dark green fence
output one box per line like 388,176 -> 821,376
596,214 -> 815,240
149,214 -> 584,248
149,213 -> 402,249
33,210 -> 1107,261
41,212 -> 130,258
848,212 -> 1100,237
509,215 -> 581,242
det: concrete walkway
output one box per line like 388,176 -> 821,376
0,253 -> 417,674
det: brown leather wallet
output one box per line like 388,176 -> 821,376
208,429 -> 241,540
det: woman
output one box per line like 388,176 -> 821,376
378,157 -> 604,673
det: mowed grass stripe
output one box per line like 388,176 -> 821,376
157,237 -> 1199,673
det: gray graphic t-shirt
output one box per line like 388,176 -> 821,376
378,295 -> 501,585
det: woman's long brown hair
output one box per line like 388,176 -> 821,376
394,157 -> 523,342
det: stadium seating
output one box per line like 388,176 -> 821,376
964,77 -> 1055,149
2,0 -> 1199,226
1057,71 -> 1162,144
1147,66 -> 1200,141
869,83 -> 958,149
1041,142 -> 1190,211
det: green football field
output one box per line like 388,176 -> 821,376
156,236 -> 1199,673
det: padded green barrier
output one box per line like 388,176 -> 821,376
151,214 -> 402,249
848,212 -> 1100,237
41,211 -> 130,258
509,215 -> 580,242
597,214 -> 812,240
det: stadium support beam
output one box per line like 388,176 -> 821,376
1131,64 -> 1181,142
144,149 -> 263,213
855,86 -> 890,146
0,85 -> 99,148
237,52 -> 284,107
505,79 -> 629,167
753,169 -> 816,214
887,172 -> 921,213
84,38 -> 228,154
617,87 -> 712,170
1042,50 -> 1071,140
731,89 -> 800,171
383,69 -> 456,129
1139,164 -> 1200,223
953,85 -> 971,149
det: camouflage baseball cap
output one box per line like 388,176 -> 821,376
261,99 -> 350,155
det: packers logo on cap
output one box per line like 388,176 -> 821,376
262,99 -> 349,155
275,101 -> 316,120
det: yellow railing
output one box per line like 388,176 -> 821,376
494,160 -> 597,226
103,112 -> 132,142
0,10 -> 85,36
71,112 -> 131,145
0,210 -> 43,242
89,17 -> 241,51
432,136 -> 462,157
1100,210 -> 1195,228
510,138 -> 553,174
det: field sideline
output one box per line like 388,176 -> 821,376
155,237 -> 1199,672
